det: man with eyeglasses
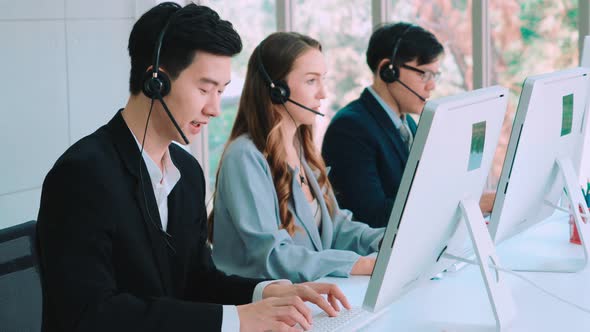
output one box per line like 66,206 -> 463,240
321,23 -> 444,228
324,22 -> 496,229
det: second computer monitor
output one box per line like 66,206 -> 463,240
489,67 -> 590,246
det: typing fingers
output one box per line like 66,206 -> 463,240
300,286 -> 338,317
272,296 -> 312,328
324,283 -> 351,310
301,282 -> 351,311
328,293 -> 340,312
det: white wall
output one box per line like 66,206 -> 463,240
0,0 -> 158,229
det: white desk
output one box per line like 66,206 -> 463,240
315,213 -> 590,331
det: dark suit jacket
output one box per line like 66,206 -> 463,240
37,111 -> 264,332
322,88 -> 417,228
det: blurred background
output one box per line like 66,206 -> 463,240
0,0 -> 586,228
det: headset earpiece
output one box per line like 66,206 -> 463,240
379,62 -> 399,84
142,3 -> 179,100
381,24 -> 415,84
142,69 -> 171,99
269,80 -> 290,104
256,46 -> 291,104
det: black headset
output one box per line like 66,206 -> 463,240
137,3 -> 186,255
379,24 -> 416,84
256,45 -> 292,105
140,2 -> 189,145
142,3 -> 181,99
255,42 -> 325,116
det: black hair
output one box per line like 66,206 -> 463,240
366,22 -> 444,73
128,2 -> 242,95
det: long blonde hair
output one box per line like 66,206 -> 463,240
208,32 -> 335,241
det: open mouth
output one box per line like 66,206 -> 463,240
190,120 -> 206,128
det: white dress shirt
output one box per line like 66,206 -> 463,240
129,127 -> 290,331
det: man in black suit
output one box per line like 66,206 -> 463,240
322,23 -> 443,228
37,3 -> 348,332
323,23 -> 496,229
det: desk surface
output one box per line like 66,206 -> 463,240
315,213 -> 590,331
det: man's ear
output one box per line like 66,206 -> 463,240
377,58 -> 391,73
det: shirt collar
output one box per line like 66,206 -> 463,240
127,126 -> 181,196
367,86 -> 404,129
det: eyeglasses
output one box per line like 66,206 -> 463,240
401,64 -> 441,83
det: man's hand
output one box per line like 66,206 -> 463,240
237,296 -> 312,332
238,282 -> 351,331
263,282 -> 351,316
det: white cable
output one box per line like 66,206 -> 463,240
444,253 -> 590,315
543,200 -> 571,214
543,199 -> 590,218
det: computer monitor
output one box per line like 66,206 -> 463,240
488,67 -> 590,273
362,86 -> 514,330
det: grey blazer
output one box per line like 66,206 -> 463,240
211,135 -> 385,282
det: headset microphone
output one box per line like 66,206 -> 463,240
287,98 -> 324,116
397,80 -> 426,102
153,90 -> 190,144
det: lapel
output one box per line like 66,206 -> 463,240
289,166 -> 323,251
165,164 -> 181,240
360,88 -> 409,162
302,161 -> 335,250
106,110 -> 173,294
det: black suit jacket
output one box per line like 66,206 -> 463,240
37,111 -> 264,332
322,88 -> 417,228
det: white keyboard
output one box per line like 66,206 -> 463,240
310,307 -> 374,332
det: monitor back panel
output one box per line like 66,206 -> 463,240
365,86 -> 508,312
489,68 -> 589,244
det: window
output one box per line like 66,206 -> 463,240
192,0 -> 585,191
489,0 -> 578,184
198,0 -> 276,186
390,0 -> 473,98
293,0 -> 373,145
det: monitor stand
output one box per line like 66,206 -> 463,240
503,157 -> 589,273
444,198 -> 517,332
555,157 -> 589,272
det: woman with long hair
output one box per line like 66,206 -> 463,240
209,32 -> 384,282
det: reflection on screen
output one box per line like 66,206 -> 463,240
468,121 -> 486,171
